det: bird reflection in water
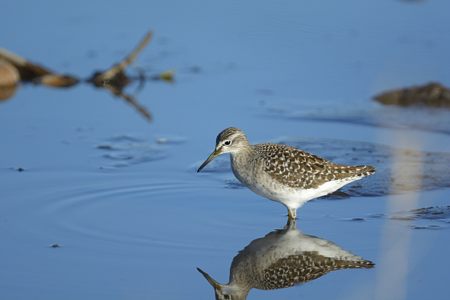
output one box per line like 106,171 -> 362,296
198,220 -> 374,300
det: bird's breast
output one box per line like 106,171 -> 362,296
230,154 -> 255,186
231,154 -> 283,201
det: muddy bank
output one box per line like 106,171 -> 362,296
374,82 -> 450,108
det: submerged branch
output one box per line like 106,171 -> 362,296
0,48 -> 78,87
88,31 -> 153,89
0,30 -> 172,123
103,83 -> 153,123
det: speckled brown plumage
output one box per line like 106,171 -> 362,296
253,143 -> 375,189
262,252 -> 374,290
198,127 -> 376,219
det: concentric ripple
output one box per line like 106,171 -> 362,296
95,134 -> 187,168
34,175 -> 221,251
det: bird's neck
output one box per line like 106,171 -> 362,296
230,147 -> 254,172
230,144 -> 254,160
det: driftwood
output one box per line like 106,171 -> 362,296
0,48 -> 78,87
88,31 -> 153,89
0,60 -> 20,100
0,31 -> 170,122
374,82 -> 450,108
0,60 -> 19,86
86,31 -> 155,121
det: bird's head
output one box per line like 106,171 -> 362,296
197,267 -> 248,300
197,127 -> 249,172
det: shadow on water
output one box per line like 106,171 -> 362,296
198,219 -> 374,300
0,31 -> 174,123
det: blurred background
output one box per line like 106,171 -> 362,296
1,0 -> 449,299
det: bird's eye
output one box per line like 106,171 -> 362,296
224,140 -> 231,146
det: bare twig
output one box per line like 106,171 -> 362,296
89,31 -> 153,89
103,83 -> 153,122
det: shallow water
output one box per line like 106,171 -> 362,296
1,1 -> 450,299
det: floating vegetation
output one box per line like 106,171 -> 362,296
154,70 -> 175,83
0,31 -> 175,123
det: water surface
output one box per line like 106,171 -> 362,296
1,1 -> 450,299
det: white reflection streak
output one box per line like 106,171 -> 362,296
374,131 -> 422,300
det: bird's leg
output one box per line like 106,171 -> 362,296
284,216 -> 297,230
287,208 -> 297,220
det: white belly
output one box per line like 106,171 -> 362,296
231,154 -> 360,209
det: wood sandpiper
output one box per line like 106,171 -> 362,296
197,219 -> 374,300
197,127 -> 375,219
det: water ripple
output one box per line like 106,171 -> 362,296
95,134 -> 186,168
264,102 -> 450,135
346,206 -> 450,230
36,178 -> 219,251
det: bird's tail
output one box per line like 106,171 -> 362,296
355,165 -> 376,177
332,164 -> 375,179
334,258 -> 375,270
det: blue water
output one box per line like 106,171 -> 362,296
1,1 -> 450,299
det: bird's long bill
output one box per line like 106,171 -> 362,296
197,149 -> 220,172
197,267 -> 222,291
